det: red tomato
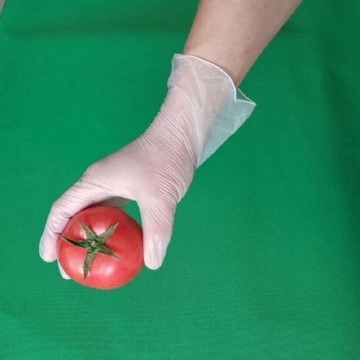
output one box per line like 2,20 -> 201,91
57,206 -> 144,290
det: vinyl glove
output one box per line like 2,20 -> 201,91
39,53 -> 256,274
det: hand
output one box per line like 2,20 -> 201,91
39,54 -> 255,275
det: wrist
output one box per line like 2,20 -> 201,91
142,54 -> 256,169
168,53 -> 256,167
182,47 -> 246,87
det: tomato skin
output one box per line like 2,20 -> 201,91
57,206 -> 144,290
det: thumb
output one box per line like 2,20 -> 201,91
39,180 -> 108,262
139,200 -> 176,270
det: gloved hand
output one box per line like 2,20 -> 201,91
39,53 -> 255,275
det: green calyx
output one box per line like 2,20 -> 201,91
60,223 -> 121,279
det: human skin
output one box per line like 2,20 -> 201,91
183,0 -> 302,86
0,0 -> 5,15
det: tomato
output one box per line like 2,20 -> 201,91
57,206 -> 144,290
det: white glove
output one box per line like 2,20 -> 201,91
39,53 -> 256,274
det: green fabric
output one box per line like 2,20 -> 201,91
1,1 -> 359,359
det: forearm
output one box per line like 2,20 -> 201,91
183,0 -> 302,86
0,0 -> 5,15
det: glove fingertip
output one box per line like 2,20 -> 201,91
58,262 -> 71,280
144,240 -> 167,270
39,235 -> 58,262
39,248 -> 57,263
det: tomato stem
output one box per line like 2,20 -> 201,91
60,223 -> 121,279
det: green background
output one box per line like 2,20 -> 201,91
1,1 -> 359,359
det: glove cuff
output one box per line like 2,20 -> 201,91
171,53 -> 256,167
